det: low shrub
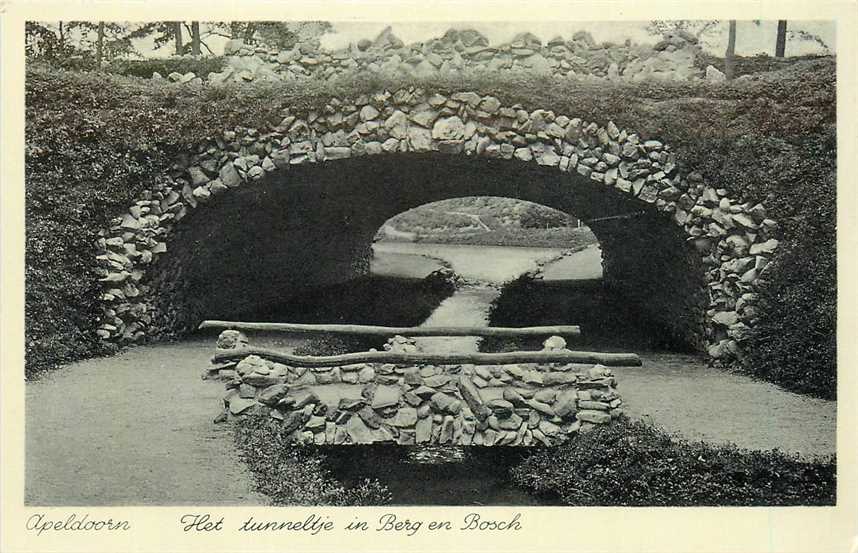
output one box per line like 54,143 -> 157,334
694,52 -> 831,78
103,57 -> 227,79
511,417 -> 836,506
234,415 -> 392,506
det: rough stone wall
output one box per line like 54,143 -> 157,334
208,333 -> 621,446
195,27 -> 717,85
94,88 -> 778,362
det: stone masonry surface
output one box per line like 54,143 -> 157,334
206,332 -> 622,446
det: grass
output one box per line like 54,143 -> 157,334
512,416 -> 836,506
234,415 -> 392,506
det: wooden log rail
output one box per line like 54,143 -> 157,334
212,346 -> 642,367
199,320 -> 582,337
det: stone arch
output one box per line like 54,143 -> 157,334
94,88 -> 778,362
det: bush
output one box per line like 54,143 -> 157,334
234,415 -> 392,506
511,417 -> 836,506
103,57 -> 226,79
694,52 -> 831,78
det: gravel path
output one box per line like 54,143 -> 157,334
539,249 -> 837,459
26,338 -> 269,506
613,353 -> 836,459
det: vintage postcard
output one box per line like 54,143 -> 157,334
1,1 -> 856,552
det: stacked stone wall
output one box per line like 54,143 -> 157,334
193,27 -> 719,85
208,332 -> 622,446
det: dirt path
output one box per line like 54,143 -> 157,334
613,353 -> 836,459
26,338 -> 269,506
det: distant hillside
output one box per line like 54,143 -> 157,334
376,197 -> 596,248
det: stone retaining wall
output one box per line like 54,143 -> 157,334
176,27 -> 723,85
207,332 -> 621,446
95,87 -> 778,363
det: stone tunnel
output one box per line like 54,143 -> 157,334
146,153 -> 706,349
95,90 -> 779,361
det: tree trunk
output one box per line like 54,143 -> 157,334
174,21 -> 184,55
725,20 -> 737,80
96,21 -> 104,67
191,21 -> 201,57
243,23 -> 256,43
776,20 -> 788,57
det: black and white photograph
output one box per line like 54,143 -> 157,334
2,3 -> 856,552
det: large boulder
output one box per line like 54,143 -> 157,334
223,39 -> 246,56
509,31 -> 542,49
441,28 -> 490,48
372,26 -> 405,50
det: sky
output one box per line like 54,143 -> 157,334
126,20 -> 835,58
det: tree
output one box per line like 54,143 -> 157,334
206,21 -> 333,49
95,22 -> 104,66
67,22 -> 146,61
173,22 -> 184,55
190,21 -> 201,57
787,28 -> 831,53
776,20 -> 788,57
725,20 -> 737,80
25,22 -> 150,67
646,20 -> 721,47
255,21 -> 333,49
25,22 -> 77,61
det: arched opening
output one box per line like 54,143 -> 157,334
96,92 -> 778,364
144,153 -> 707,353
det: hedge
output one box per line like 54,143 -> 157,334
694,52 -> 832,78
512,417 -> 836,506
103,57 -> 227,79
25,59 -> 836,397
29,56 -> 227,79
234,415 -> 391,505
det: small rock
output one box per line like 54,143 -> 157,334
371,386 -> 402,409
487,399 -> 515,418
705,65 -> 726,83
